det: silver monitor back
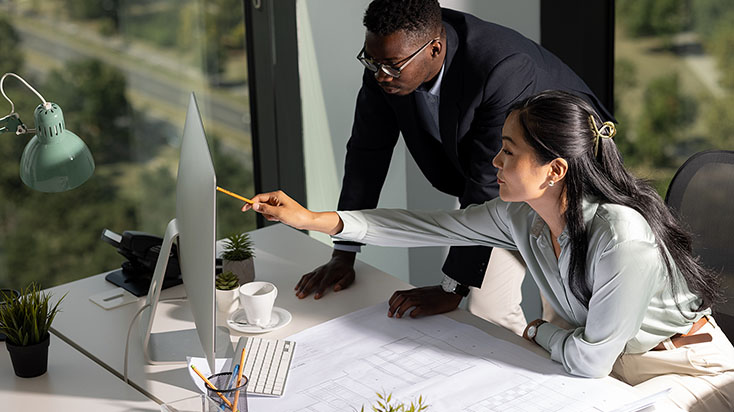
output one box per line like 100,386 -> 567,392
138,92 -> 229,373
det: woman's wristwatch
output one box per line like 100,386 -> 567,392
523,319 -> 547,343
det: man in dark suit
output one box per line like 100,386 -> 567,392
295,0 -> 613,328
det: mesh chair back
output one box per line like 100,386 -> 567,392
665,150 -> 734,338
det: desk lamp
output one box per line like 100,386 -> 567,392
0,72 -> 94,192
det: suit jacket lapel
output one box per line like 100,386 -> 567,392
439,21 -> 463,173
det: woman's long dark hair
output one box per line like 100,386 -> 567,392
509,90 -> 720,311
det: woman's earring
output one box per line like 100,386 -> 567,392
548,180 -> 555,187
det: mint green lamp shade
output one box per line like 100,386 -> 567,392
19,102 -> 95,192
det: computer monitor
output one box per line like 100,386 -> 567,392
138,92 -> 231,373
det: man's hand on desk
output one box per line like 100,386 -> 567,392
295,249 -> 356,299
387,286 -> 462,318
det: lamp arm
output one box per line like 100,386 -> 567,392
1,72 -> 52,119
0,113 -> 30,135
0,73 -> 49,136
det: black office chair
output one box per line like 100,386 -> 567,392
665,150 -> 734,339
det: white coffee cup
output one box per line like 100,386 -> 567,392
238,281 -> 277,327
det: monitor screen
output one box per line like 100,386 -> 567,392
138,92 -> 229,373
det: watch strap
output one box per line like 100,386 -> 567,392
524,319 -> 547,343
453,282 -> 470,297
441,275 -> 470,297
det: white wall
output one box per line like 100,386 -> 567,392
297,0 -> 410,281
297,1 -> 541,319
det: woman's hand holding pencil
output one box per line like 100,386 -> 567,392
242,190 -> 344,236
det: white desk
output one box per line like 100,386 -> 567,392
1,334 -> 160,412
45,224 -> 635,407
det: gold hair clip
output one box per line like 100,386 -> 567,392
588,115 -> 616,156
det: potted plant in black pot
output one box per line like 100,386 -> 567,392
222,233 -> 255,285
0,283 -> 65,378
0,288 -> 20,341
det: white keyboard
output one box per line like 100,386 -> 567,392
234,336 -> 295,397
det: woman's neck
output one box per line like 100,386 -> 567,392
528,192 -> 567,239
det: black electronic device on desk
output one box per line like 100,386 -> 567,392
101,229 -> 183,297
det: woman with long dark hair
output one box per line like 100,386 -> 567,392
244,91 -> 734,411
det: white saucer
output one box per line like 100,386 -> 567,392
226,307 -> 292,334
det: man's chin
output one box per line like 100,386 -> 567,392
380,85 -> 415,96
380,86 -> 401,94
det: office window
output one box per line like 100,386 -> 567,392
615,0 -> 734,193
0,1 -> 255,289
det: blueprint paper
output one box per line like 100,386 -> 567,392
248,303 -> 643,412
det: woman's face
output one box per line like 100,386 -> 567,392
492,111 -> 554,203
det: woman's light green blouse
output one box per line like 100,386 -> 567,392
335,198 -> 707,378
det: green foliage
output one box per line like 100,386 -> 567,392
0,16 -> 22,75
42,58 -> 133,164
611,110 -> 636,167
612,59 -> 637,166
201,0 -> 246,80
0,1 -> 257,295
359,392 -> 429,412
703,96 -> 734,149
222,233 -> 254,261
116,0 -> 244,79
0,81 -> 38,206
707,11 -> 734,91
63,0 -> 120,35
125,8 -> 180,48
0,283 -> 65,346
617,0 -> 689,37
215,271 -> 239,291
212,137 -> 256,238
690,1 -> 734,94
634,73 -> 697,167
1,171 -> 138,289
691,0 -> 732,41
210,0 -> 247,50
136,165 -> 176,236
176,0 -> 245,81
615,58 -> 638,96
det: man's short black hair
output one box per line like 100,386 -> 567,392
363,0 -> 442,42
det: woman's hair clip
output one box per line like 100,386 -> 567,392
588,115 -> 616,156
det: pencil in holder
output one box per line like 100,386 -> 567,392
206,372 -> 248,412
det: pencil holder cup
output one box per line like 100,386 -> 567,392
206,372 -> 248,412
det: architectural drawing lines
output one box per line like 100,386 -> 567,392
466,379 -> 594,412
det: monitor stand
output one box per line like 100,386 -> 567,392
146,327 -> 233,364
138,219 -> 230,372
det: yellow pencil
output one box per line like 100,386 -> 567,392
190,365 -> 238,412
216,186 -> 253,204
233,348 -> 247,412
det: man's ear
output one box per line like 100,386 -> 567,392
430,39 -> 443,58
549,158 -> 568,182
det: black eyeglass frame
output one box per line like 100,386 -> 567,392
356,37 -> 440,78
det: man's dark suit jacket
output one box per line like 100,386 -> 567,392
337,9 -> 614,287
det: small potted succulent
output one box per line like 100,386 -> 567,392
215,271 -> 240,314
222,233 -> 255,285
0,283 -> 66,378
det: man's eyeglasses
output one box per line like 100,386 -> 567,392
357,37 -> 439,78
